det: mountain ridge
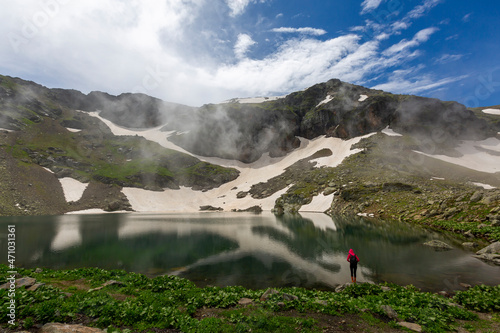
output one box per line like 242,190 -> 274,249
1,73 -> 500,245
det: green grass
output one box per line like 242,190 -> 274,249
1,265 -> 498,333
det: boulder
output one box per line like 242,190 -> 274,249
476,242 -> 500,255
40,323 -> 103,333
380,305 -> 399,320
323,187 -> 336,196
398,322 -> 422,332
423,240 -> 453,251
199,205 -> 223,211
335,283 -> 352,293
238,298 -> 253,305
0,277 -> 37,289
27,283 -> 45,291
469,191 -> 483,202
260,288 -> 279,301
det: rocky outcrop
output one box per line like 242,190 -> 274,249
474,242 -> 500,265
169,79 -> 496,163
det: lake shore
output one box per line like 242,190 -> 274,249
1,265 -> 499,333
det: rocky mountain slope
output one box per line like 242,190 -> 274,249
1,73 -> 500,245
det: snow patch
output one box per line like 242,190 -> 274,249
482,108 -> 500,116
431,177 -> 445,181
59,178 -> 88,202
66,127 -> 82,133
470,182 -> 496,189
415,137 -> 500,173
357,212 -> 375,217
221,95 -> 286,104
299,193 -> 333,213
0,128 -> 14,132
358,95 -> 368,102
86,110 -> 377,213
316,95 -> 333,107
381,126 -> 402,137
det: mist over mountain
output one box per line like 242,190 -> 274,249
0,74 -> 499,222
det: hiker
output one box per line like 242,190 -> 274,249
347,249 -> 359,283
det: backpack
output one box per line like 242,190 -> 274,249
349,254 -> 358,264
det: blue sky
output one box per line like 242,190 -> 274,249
1,0 -> 499,107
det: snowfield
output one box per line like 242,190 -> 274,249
61,111 -> 500,214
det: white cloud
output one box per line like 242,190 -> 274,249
0,0 -> 460,107
434,53 -> 464,64
225,0 -> 266,17
271,27 -> 327,36
372,68 -> 468,94
383,27 -> 438,56
462,13 -> 472,22
234,33 -> 256,59
407,0 -> 442,19
360,0 -> 385,14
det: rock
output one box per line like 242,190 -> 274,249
335,283 -> 351,293
260,288 -> 279,301
469,191 -> 483,202
106,200 -> 122,212
236,191 -> 248,199
238,298 -> 253,305
232,205 -> 263,213
282,293 -> 299,301
380,286 -> 392,292
398,322 -> 422,332
423,240 -> 453,251
380,305 -> 399,320
459,283 -> 472,289
314,299 -> 328,306
443,207 -> 459,218
89,280 -> 125,292
27,283 -> 45,291
0,277 -> 37,289
462,242 -> 479,249
35,268 -> 43,273
323,187 -> 336,196
476,242 -> 500,255
41,323 -> 104,333
199,205 -> 223,211
482,193 -> 500,205
464,231 -> 474,238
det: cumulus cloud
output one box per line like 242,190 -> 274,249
0,0 -> 448,106
234,33 -> 256,59
271,27 -> 327,36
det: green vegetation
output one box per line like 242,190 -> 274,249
1,265 -> 499,332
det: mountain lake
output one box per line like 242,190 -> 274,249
1,212 -> 499,292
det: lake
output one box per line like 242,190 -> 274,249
1,212 -> 499,292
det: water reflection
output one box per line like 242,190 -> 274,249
0,212 -> 499,292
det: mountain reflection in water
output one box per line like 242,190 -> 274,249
1,212 -> 499,292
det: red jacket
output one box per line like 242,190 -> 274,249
347,249 -> 359,263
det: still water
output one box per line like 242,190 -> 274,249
1,212 -> 499,292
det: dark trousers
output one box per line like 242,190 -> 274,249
350,264 -> 357,278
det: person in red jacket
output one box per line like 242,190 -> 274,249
347,249 -> 360,283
